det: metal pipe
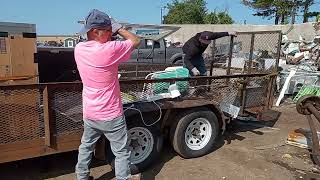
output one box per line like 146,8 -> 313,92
209,40 -> 216,76
239,78 -> 247,115
275,32 -> 282,72
227,36 -> 234,75
247,34 -> 255,74
0,73 -> 277,88
307,114 -> 320,166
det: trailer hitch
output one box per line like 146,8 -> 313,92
296,95 -> 320,166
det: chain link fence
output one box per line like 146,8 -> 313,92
116,31 -> 281,79
206,31 -> 282,76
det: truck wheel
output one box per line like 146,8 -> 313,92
173,57 -> 183,65
170,107 -> 220,158
110,120 -> 163,174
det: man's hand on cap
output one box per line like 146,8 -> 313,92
110,17 -> 123,35
191,67 -> 200,76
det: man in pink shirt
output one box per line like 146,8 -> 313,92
74,9 -> 140,180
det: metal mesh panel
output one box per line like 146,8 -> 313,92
50,87 -> 83,135
118,31 -> 281,78
119,64 -> 183,78
119,75 -> 272,117
251,32 -> 280,74
244,77 -> 270,108
0,88 -> 44,145
214,32 -> 281,75
229,34 -> 254,74
121,78 -> 240,112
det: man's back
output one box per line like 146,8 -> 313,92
74,40 -> 133,121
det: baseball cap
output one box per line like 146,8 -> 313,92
199,31 -> 213,44
78,9 -> 112,35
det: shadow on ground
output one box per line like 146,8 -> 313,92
224,110 -> 282,144
96,141 -> 178,180
0,151 -> 79,180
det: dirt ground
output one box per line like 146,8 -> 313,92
1,101 -> 320,180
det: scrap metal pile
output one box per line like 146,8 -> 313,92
277,25 -> 320,104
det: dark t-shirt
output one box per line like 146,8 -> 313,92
182,31 -> 229,70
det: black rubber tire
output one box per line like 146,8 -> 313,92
170,107 -> 220,158
110,117 -> 163,174
173,57 -> 183,65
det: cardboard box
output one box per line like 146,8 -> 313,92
0,23 -> 38,80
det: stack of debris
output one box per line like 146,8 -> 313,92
277,30 -> 320,105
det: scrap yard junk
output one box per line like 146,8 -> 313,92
0,24 -> 281,173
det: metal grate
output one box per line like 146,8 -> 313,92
251,32 -> 280,74
0,88 -> 43,144
244,77 -> 269,108
50,88 -> 83,135
208,32 -> 281,75
119,74 -> 273,117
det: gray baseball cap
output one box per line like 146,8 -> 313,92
78,9 -> 112,35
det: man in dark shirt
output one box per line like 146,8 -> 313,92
183,31 -> 237,76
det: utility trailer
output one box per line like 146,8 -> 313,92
0,30 -> 282,173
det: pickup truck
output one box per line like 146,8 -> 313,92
36,38 -> 183,82
128,38 -> 183,65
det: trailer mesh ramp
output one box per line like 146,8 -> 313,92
50,88 -> 83,135
119,74 -> 271,116
0,88 -> 44,145
225,31 -> 280,75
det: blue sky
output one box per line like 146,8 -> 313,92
0,0 -> 316,35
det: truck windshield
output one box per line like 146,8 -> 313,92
146,40 -> 160,49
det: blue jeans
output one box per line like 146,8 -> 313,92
190,56 -> 207,76
75,115 -> 131,180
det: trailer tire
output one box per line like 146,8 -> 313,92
110,120 -> 163,174
170,107 -> 220,158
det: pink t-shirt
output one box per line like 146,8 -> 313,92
74,40 -> 133,121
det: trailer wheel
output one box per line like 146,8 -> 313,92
110,119 -> 163,174
170,107 -> 220,158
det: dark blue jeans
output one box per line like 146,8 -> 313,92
190,56 -> 207,76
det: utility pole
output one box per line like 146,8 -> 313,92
160,6 -> 166,24
291,0 -> 297,24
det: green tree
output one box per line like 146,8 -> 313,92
301,0 -> 320,22
242,0 -> 294,24
242,0 -> 319,24
217,12 -> 234,24
164,0 -> 207,24
163,0 -> 234,24
204,12 -> 234,24
204,12 -> 219,24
